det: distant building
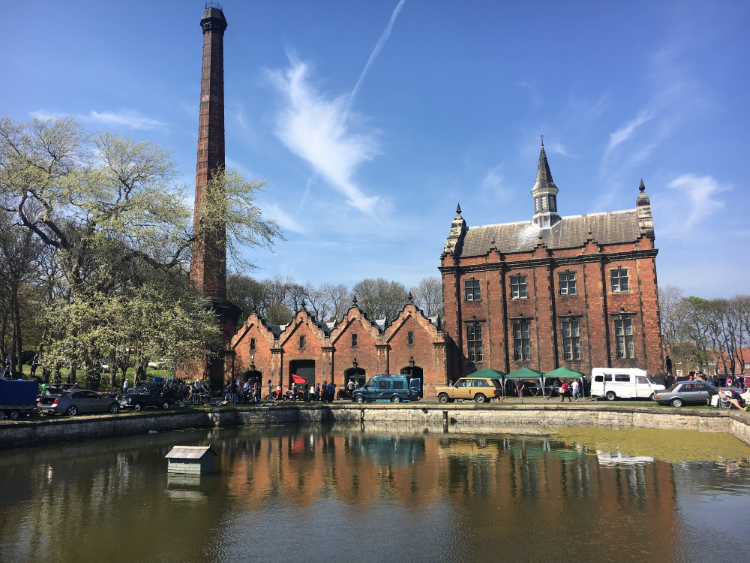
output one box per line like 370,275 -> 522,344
440,143 -> 663,378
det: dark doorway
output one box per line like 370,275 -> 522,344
344,367 -> 366,388
290,360 -> 315,388
400,365 -> 424,397
245,370 -> 262,385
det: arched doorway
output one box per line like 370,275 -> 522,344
290,360 -> 315,388
344,367 -> 367,388
400,364 -> 424,398
244,369 -> 262,386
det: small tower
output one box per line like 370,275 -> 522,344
531,139 -> 560,228
442,204 -> 467,256
636,179 -> 654,238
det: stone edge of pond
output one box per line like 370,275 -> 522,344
1,403 -> 748,450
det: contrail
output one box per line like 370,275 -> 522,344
344,0 -> 407,118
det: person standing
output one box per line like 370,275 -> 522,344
516,380 -> 526,404
571,379 -> 580,401
292,381 -> 297,402
30,355 -> 39,377
122,377 -> 129,396
267,379 -> 273,401
329,381 -> 336,403
347,378 -> 355,399
315,383 -> 321,402
560,380 -> 571,402
304,382 -> 309,402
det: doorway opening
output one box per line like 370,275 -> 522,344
344,367 -> 367,388
290,360 -> 315,388
400,365 -> 424,397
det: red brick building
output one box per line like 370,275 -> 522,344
228,297 -> 448,396
440,143 -> 663,378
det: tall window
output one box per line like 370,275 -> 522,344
614,319 -> 634,359
408,331 -> 414,345
513,321 -> 530,361
351,333 -> 358,347
541,196 -> 547,211
550,196 -> 556,211
510,276 -> 527,299
465,278 -> 481,301
535,197 -> 540,212
611,268 -> 629,292
562,321 -> 580,360
467,325 -> 483,362
299,335 -> 306,350
559,272 -> 576,295
250,338 -> 256,351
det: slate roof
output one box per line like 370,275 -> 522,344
458,209 -> 641,258
165,446 -> 215,460
532,145 -> 558,193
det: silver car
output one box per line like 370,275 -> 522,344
39,390 -> 120,416
652,382 -> 717,407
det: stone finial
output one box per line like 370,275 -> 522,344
456,203 -> 462,215
535,229 -> 544,246
407,292 -> 414,304
352,295 -> 358,306
639,179 -> 646,192
587,225 -> 593,241
490,236 -> 497,251
300,299 -> 307,312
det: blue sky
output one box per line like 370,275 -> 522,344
3,0 -> 748,297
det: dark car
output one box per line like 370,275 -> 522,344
119,382 -> 179,411
652,381 -> 717,407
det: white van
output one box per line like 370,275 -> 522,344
590,368 -> 664,401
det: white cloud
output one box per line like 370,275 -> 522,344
268,57 -> 381,215
545,141 -> 571,156
260,201 -> 306,234
606,109 -> 655,153
87,110 -> 166,131
666,174 -> 728,228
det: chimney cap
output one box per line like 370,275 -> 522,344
201,3 -> 227,32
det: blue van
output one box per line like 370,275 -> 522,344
352,375 -> 421,403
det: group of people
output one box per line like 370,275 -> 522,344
223,379 -> 264,404
266,380 -> 340,403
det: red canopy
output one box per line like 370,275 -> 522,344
291,374 -> 308,384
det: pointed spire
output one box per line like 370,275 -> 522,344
532,143 -> 558,193
639,179 -> 646,193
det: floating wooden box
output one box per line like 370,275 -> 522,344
165,446 -> 216,474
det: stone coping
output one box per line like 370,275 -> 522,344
1,403 -> 748,450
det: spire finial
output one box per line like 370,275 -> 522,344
352,295 -> 358,306
407,292 -> 413,304
541,134 -> 544,148
639,179 -> 646,193
587,225 -> 593,241
300,299 -> 307,312
490,236 -> 497,251
456,203 -> 462,215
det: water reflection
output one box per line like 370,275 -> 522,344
0,424 -> 749,563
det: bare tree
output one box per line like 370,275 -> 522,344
410,276 -> 444,317
320,283 -> 351,321
352,278 -> 408,322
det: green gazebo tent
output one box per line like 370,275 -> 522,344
544,366 -> 586,397
505,367 -> 546,397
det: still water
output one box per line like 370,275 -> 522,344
1,423 -> 749,563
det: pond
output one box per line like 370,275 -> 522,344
1,423 -> 749,563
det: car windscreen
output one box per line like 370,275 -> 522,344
666,383 -> 681,392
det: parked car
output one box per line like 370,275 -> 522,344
590,368 -> 665,401
652,381 -> 718,407
147,359 -> 175,370
352,375 -> 420,403
38,390 -> 120,416
119,381 -> 180,411
435,377 -> 502,403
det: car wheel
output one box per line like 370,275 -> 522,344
649,393 -> 655,400
391,395 -> 402,403
0,411 -> 5,421
109,403 -> 119,414
134,403 -> 142,411
670,398 -> 683,408
161,401 -> 169,410
475,394 -> 487,404
605,391 -> 617,401
9,410 -> 19,421
66,406 -> 78,416
354,395 -> 365,404
438,393 -> 449,404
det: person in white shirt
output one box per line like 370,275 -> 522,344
571,379 -> 580,401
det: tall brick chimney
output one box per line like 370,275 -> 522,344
189,3 -> 240,387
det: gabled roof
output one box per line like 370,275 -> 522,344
457,209 -> 641,258
165,446 -> 216,459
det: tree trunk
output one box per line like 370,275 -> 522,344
12,289 -> 23,374
109,350 -> 117,388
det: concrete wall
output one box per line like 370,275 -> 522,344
1,404 -> 748,450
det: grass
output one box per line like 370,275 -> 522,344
17,364 -> 175,391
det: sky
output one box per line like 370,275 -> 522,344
2,0 -> 749,297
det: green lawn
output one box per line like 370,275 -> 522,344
17,364 -> 175,391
